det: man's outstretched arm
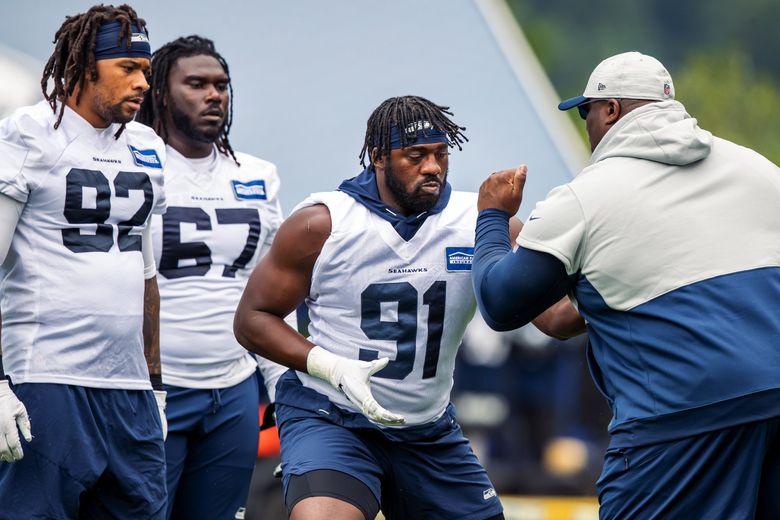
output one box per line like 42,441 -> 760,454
473,209 -> 574,331
472,167 -> 585,336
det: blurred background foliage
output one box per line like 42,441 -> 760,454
507,0 -> 780,164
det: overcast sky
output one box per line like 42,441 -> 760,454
1,0 -> 585,216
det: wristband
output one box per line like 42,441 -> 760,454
149,373 -> 164,391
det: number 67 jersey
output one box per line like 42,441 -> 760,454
294,190 -> 479,427
151,146 -> 283,389
0,101 -> 166,389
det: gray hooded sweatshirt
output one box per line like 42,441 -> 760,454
517,98 -> 780,445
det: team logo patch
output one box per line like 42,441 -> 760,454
128,145 -> 162,168
131,32 -> 149,44
405,119 -> 433,136
445,247 -> 474,272
231,180 -> 267,200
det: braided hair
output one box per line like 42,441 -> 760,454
359,95 -> 468,168
41,4 -> 146,131
136,35 -> 238,164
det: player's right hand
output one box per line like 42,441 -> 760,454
306,346 -> 406,426
0,380 -> 32,462
477,165 -> 528,214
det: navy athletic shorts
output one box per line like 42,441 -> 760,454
275,374 -> 503,520
597,416 -> 780,519
164,372 -> 260,520
0,382 -> 166,519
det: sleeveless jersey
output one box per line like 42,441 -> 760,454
0,101 -> 166,389
152,146 -> 284,388
295,190 -> 478,426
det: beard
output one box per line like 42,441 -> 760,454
169,97 -> 224,144
93,93 -> 136,125
383,162 -> 447,215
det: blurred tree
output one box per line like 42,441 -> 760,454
675,49 -> 780,164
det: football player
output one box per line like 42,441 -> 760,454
136,35 -> 287,520
0,5 -> 168,518
235,96 -> 517,520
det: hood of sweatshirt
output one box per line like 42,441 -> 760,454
590,100 -> 713,167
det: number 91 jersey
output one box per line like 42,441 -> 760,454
0,101 -> 166,389
151,146 -> 283,388
295,190 -> 478,427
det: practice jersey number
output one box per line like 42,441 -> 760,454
62,168 -> 153,253
158,207 -> 261,279
359,281 -> 446,380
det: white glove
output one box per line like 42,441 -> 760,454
306,346 -> 405,426
153,390 -> 167,440
0,380 -> 32,462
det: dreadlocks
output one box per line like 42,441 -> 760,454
136,35 -> 238,164
41,4 -> 146,131
359,95 -> 468,168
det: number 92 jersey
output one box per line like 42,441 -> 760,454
294,190 -> 478,427
151,146 -> 283,389
0,101 -> 166,390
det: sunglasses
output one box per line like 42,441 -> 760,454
577,99 -> 622,120
577,99 -> 601,120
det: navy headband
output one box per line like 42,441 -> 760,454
389,120 -> 448,149
94,21 -> 151,60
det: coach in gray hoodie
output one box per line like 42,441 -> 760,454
472,51 -> 780,519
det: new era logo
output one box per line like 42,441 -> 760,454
483,488 -> 497,500
597,82 -> 607,91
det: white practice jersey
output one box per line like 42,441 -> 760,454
0,101 -> 166,389
296,191 -> 478,426
152,147 -> 284,388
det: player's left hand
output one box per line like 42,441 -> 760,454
153,390 -> 168,440
478,165 -> 528,213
